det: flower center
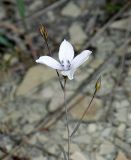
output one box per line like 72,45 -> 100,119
61,60 -> 71,71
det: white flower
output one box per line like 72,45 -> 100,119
36,39 -> 92,80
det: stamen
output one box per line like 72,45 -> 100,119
67,60 -> 70,64
67,60 -> 71,68
61,60 -> 64,67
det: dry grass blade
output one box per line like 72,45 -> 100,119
16,0 -> 27,31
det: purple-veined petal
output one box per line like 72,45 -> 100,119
36,56 -> 62,70
59,39 -> 74,62
72,50 -> 92,69
61,69 -> 75,80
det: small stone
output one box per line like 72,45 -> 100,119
115,108 -> 128,123
49,90 -> 73,112
64,143 -> 81,153
98,76 -> 114,96
128,67 -> 131,76
124,76 -> 131,93
40,86 -> 54,99
3,54 -> 12,61
10,57 -> 19,65
95,154 -> 105,160
47,145 -> 57,154
101,127 -> 113,139
116,151 -> 128,160
29,134 -> 37,145
32,156 -> 46,160
127,46 -> 131,54
69,23 -> 87,50
26,112 -> 41,123
16,65 -> 56,96
48,91 -> 63,112
99,141 -> 115,155
89,59 -> 103,69
87,123 -> 97,133
73,134 -> 91,144
116,123 -> 126,138
125,127 -> 131,143
29,1 -> 43,12
0,6 -> 5,20
110,18 -> 131,31
29,133 -> 48,145
70,95 -> 103,121
23,124 -> 34,134
113,100 -> 130,109
92,36 -> 115,59
71,151 -> 87,160
70,143 -> 81,153
128,113 -> 131,121
37,134 -> 48,144
5,111 -> 22,122
61,2 -> 81,18
120,100 -> 130,108
47,11 -> 55,22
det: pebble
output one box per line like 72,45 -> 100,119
3,54 -> 12,61
95,154 -> 105,160
0,6 -> 5,20
73,134 -> 91,144
127,67 -> 131,76
69,23 -> 87,50
23,124 -> 34,134
116,123 -> 126,139
16,65 -> 56,96
61,2 -> 81,17
115,108 -> 128,123
99,141 -> 115,155
98,75 -> 114,96
116,151 -> 128,160
26,112 -> 41,123
37,133 -> 49,144
47,11 -> 55,22
70,95 -> 103,121
29,1 -> 43,12
71,151 -> 88,160
101,127 -> 114,140
89,59 -> 103,69
48,90 -> 63,112
87,123 -> 97,133
110,18 -> 131,31
125,127 -> 131,143
32,156 -> 47,160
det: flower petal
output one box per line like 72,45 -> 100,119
71,50 -> 92,69
61,69 -> 75,80
36,56 -> 62,70
59,39 -> 74,62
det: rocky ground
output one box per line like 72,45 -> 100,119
0,0 -> 131,160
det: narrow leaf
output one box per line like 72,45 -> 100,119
16,0 -> 25,19
16,0 -> 27,30
0,35 -> 12,47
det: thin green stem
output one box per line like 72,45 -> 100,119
63,78 -> 70,160
70,89 -> 97,137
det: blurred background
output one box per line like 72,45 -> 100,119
0,0 -> 131,160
